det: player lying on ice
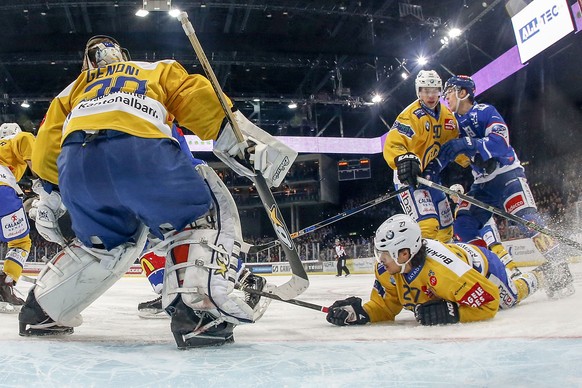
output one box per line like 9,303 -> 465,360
19,35 -> 296,348
326,214 -> 551,327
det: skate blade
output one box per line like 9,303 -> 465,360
138,309 -> 169,319
547,284 -> 576,299
0,302 -> 21,314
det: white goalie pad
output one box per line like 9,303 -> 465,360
33,226 -> 148,327
214,110 -> 298,188
160,164 -> 258,324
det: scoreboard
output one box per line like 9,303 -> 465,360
337,158 -> 371,181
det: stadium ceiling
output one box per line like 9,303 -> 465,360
0,0 -> 579,137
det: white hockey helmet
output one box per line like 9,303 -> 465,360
415,70 -> 442,97
82,35 -> 130,71
374,214 -> 422,270
0,123 -> 22,140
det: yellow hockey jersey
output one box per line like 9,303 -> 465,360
32,60 -> 232,185
383,100 -> 460,171
363,239 -> 500,324
0,131 -> 35,190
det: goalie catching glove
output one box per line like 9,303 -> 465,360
414,299 -> 460,326
28,180 -> 67,246
214,110 -> 298,188
326,296 -> 370,326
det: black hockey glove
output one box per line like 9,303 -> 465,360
326,296 -> 370,326
414,300 -> 460,326
395,153 -> 421,188
473,154 -> 497,175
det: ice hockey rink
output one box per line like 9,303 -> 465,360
1,264 -> 582,388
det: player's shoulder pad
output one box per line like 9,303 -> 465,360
424,240 -> 471,277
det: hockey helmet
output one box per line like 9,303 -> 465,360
415,70 -> 442,97
82,35 -> 130,71
444,75 -> 476,98
0,123 -> 22,140
374,214 -> 422,272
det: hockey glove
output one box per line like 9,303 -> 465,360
28,180 -> 67,246
422,159 -> 443,182
394,153 -> 421,188
326,296 -> 370,326
414,300 -> 460,326
214,110 -> 298,188
473,154 -> 497,175
440,137 -> 479,163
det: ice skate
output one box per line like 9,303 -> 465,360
137,295 -> 168,319
19,289 -> 74,336
239,270 -> 267,309
534,260 -> 575,299
168,296 -> 235,348
0,274 -> 24,314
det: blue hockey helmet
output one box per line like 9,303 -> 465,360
444,75 -> 476,98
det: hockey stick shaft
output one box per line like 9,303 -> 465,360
248,185 -> 409,253
178,13 -> 308,299
240,286 -> 328,313
417,177 -> 582,251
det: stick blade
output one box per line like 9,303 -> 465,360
269,275 -> 309,300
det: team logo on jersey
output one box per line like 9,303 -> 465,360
429,275 -> 437,286
424,121 -> 430,131
393,121 -> 414,139
444,118 -> 455,131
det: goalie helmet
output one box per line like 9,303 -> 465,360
444,75 -> 476,98
0,123 -> 22,140
415,70 -> 442,97
374,214 -> 422,271
82,35 -> 130,71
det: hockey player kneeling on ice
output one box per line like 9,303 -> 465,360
326,214 -> 541,327
18,35 -> 291,348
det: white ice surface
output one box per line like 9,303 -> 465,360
2,264 -> 582,387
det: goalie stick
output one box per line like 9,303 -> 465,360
244,185 -> 409,254
417,177 -> 582,252
178,12 -> 308,300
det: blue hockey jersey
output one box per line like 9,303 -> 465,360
455,103 -> 522,183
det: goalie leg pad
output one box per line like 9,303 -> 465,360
161,164 -> 258,324
31,226 -> 148,326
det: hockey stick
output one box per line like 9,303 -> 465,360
240,286 -> 328,313
178,12 -> 308,300
245,185 -> 409,254
417,177 -> 582,251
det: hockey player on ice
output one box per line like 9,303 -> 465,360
383,70 -> 468,243
20,35 -> 297,348
326,214 -> 542,327
0,123 -> 36,312
439,75 -> 574,298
